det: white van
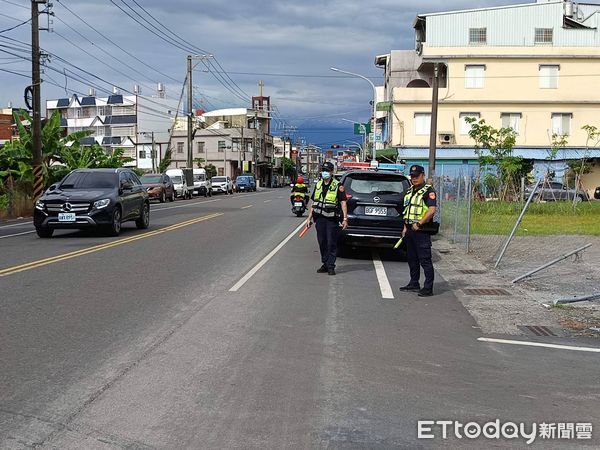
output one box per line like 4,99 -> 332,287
192,168 -> 212,197
165,168 -> 194,199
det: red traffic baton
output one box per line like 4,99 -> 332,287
299,223 -> 311,238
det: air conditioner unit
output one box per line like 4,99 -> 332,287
438,132 -> 455,144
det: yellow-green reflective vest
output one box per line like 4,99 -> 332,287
403,184 -> 431,222
292,183 -> 307,197
313,179 -> 340,218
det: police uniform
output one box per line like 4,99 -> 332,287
402,166 -> 437,295
311,178 -> 346,273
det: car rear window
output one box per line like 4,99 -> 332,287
60,172 -> 118,189
345,174 -> 409,195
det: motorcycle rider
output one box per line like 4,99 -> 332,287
291,176 -> 308,207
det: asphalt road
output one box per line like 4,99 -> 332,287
1,190 -> 599,449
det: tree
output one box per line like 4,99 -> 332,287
158,148 -> 172,173
466,117 -> 530,200
280,157 -> 296,180
205,164 -> 217,179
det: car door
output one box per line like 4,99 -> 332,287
163,175 -> 173,197
128,172 -> 145,218
118,172 -> 133,219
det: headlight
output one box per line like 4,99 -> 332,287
93,199 -> 110,209
35,200 -> 45,210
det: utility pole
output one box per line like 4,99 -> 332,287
151,131 -> 156,172
186,55 -> 193,168
31,0 -> 44,201
428,62 -> 440,182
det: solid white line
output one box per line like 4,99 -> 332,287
241,205 -> 253,209
372,250 -> 394,299
0,222 -> 32,229
152,198 -> 220,212
229,221 -> 306,292
478,337 -> 600,353
0,230 -> 36,239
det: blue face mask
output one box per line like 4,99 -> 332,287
321,171 -> 331,180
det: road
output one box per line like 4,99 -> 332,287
1,189 -> 599,449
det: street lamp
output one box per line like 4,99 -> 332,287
340,118 -> 368,161
330,67 -> 378,161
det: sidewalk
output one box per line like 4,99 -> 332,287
433,237 -> 600,338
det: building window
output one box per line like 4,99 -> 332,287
218,140 -> 226,152
111,126 -> 134,136
552,113 -> 572,136
139,150 -> 147,159
465,65 -> 485,89
414,113 -> 431,135
535,28 -> 553,44
469,28 -> 487,45
501,113 -> 522,134
539,65 -> 559,89
218,167 -> 224,176
177,142 -> 184,153
196,141 -> 205,153
459,113 -> 480,135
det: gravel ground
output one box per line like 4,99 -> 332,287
466,235 -> 600,337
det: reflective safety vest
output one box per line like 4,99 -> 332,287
403,184 -> 432,223
313,179 -> 340,218
292,183 -> 307,197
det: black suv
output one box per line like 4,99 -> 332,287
338,170 -> 410,250
34,168 -> 150,238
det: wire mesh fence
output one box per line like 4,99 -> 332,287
435,172 -> 600,301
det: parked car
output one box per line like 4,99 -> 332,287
211,176 -> 234,194
193,168 -> 212,197
338,169 -> 410,251
525,181 -> 589,202
235,174 -> 256,192
165,168 -> 194,199
33,168 -> 150,238
140,173 -> 175,203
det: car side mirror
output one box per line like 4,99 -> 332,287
48,184 -> 57,191
121,181 -> 133,191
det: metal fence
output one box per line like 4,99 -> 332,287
435,173 -> 600,301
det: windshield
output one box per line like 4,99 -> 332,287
59,172 -> 118,189
170,176 -> 182,184
212,177 -> 226,183
345,175 -> 409,195
236,176 -> 250,183
140,175 -> 161,184
193,174 -> 206,182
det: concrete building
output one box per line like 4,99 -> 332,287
46,85 -> 178,170
376,0 -> 600,195
170,107 -> 274,185
301,145 -> 323,183
0,108 -> 14,146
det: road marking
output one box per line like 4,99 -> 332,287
478,337 -> 600,353
230,221 -> 306,292
372,250 -> 394,299
0,213 -> 223,278
152,198 -> 220,212
264,200 -> 272,203
0,230 -> 36,239
241,205 -> 253,209
0,222 -> 32,229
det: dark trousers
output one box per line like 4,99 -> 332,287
405,228 -> 434,290
315,217 -> 339,269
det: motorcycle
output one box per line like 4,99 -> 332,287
291,195 -> 306,217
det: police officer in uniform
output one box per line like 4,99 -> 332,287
306,162 -> 347,275
399,165 -> 437,297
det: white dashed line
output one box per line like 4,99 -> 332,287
478,337 -> 600,353
372,250 -> 394,299
0,231 -> 36,239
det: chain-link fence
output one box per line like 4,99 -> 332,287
435,172 -> 600,301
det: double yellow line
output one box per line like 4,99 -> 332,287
0,213 -> 222,278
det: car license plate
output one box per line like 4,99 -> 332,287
294,202 -> 303,207
58,212 -> 76,222
365,206 -> 387,216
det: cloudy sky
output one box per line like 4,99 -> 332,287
0,0 -> 523,147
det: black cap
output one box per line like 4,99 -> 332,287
409,165 -> 425,176
322,161 -> 334,172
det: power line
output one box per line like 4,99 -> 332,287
0,18 -> 31,34
0,0 -> 27,9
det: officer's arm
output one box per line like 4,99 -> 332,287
420,205 -> 437,226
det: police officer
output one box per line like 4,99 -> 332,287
399,165 -> 437,297
306,162 -> 348,275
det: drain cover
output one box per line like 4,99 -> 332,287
459,269 -> 488,274
463,288 -> 511,296
519,325 -> 557,337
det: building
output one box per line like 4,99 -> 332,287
46,85 -> 178,170
0,108 -> 14,146
376,0 -> 600,196
301,145 -> 323,183
170,107 -> 274,185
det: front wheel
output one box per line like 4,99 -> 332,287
36,227 -> 54,238
107,207 -> 122,236
136,203 -> 150,229
169,191 -> 175,202
160,190 -> 166,203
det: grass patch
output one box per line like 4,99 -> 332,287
441,201 -> 600,236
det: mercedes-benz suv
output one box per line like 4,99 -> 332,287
34,168 -> 150,238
